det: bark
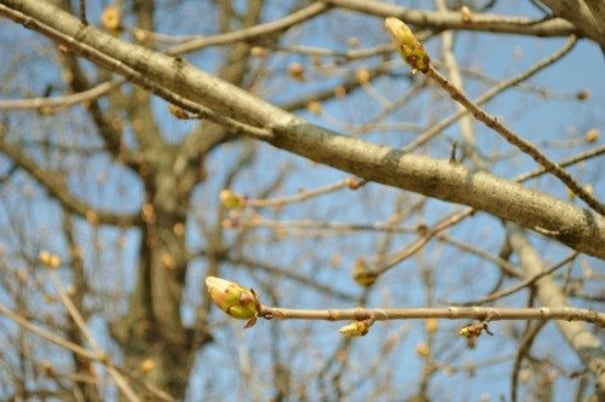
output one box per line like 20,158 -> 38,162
539,0 -> 605,49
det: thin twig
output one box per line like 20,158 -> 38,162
375,208 -> 473,275
248,177 -> 365,207
166,2 -> 329,55
259,305 -> 605,325
0,79 -> 125,111
0,302 -> 99,361
404,35 -> 578,151
515,145 -> 605,183
450,251 -> 578,306
425,52 -> 605,216
48,271 -> 140,402
511,320 -> 548,402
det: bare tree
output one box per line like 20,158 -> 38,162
0,0 -> 603,401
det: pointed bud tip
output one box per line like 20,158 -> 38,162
205,276 -> 259,320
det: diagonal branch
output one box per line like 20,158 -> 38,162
2,0 -> 604,259
0,78 -> 125,112
424,62 -> 605,216
167,2 -> 330,55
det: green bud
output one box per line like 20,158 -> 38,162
205,276 -> 259,320
339,320 -> 373,337
219,190 -> 247,210
385,17 -> 430,73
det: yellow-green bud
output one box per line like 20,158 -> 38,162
384,17 -> 430,73
339,320 -> 373,337
205,276 -> 259,320
351,258 -> 378,287
219,190 -> 247,210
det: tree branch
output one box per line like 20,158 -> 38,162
323,0 -> 580,39
0,137 -> 140,226
3,0 -> 604,258
167,2 -> 330,55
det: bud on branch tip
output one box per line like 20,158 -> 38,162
384,17 -> 430,73
205,276 -> 260,326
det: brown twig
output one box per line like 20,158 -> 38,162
326,0 -> 578,37
515,145 -> 605,183
259,304 -> 605,325
425,58 -> 605,216
247,177 -> 365,207
0,79 -> 125,111
48,271 -> 140,402
166,2 -> 330,55
404,35 -> 578,151
450,251 -> 578,306
375,208 -> 473,275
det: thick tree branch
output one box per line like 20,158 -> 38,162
539,0 -> 605,48
2,0 -> 604,259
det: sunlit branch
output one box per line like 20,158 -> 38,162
506,222 -> 605,393
403,27 -> 577,151
0,5 -> 273,142
206,276 -> 605,327
326,0 -> 578,37
0,78 -> 125,112
167,2 -> 330,55
386,18 -> 603,215
403,35 -> 578,151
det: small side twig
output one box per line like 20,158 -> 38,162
48,270 -> 140,402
